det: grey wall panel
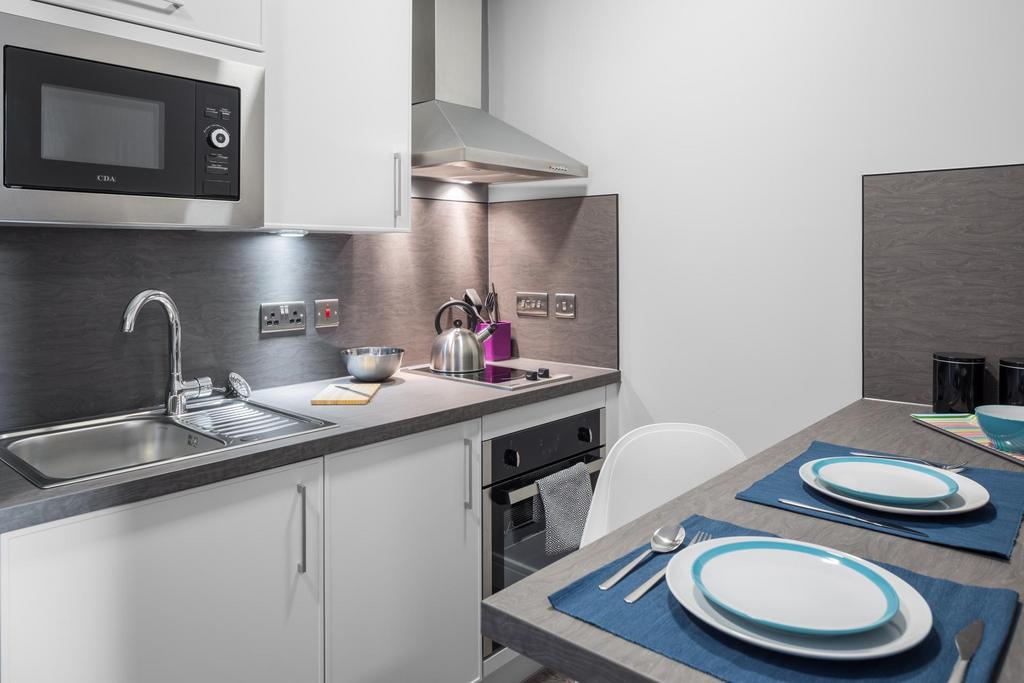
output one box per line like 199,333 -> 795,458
488,195 -> 618,369
863,165 -> 1024,404
0,198 -> 487,430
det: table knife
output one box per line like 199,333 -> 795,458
777,498 -> 929,537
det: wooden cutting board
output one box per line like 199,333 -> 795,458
310,382 -> 382,405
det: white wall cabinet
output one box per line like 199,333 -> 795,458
0,459 -> 324,683
31,0 -> 263,50
325,420 -> 482,683
263,0 -> 411,234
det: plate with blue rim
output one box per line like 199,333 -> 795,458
666,536 -> 933,659
689,538 -> 900,637
798,460 -> 989,516
810,456 -> 959,505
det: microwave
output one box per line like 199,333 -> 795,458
0,14 -> 263,229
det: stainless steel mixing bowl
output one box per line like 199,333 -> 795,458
340,346 -> 405,382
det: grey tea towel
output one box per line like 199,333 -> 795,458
533,462 -> 593,555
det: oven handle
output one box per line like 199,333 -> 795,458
490,457 -> 605,506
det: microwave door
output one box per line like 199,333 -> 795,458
4,46 -> 195,197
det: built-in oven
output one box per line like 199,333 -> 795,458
0,13 -> 263,229
482,408 -> 606,662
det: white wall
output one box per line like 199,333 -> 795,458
486,0 -> 1024,455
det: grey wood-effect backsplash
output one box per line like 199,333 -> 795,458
489,195 -> 618,369
0,198 -> 487,430
863,164 -> 1024,404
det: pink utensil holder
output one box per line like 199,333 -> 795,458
477,321 -> 512,361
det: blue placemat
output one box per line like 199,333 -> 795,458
735,440 -> 1024,558
549,515 -> 1019,683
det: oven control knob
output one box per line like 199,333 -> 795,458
578,427 -> 594,443
207,126 -> 231,149
503,448 -> 521,468
525,371 -> 539,381
537,368 -> 550,378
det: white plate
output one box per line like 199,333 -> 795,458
811,457 -> 958,505
799,460 -> 990,516
666,536 -> 933,660
690,539 -> 900,635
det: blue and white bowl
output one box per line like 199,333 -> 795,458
975,405 -> 1024,453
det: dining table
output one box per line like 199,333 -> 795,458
480,398 -> 1024,682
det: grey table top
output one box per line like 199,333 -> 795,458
0,358 -> 618,534
481,398 -> 1023,683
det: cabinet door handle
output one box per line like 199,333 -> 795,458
296,483 -> 307,574
464,438 -> 473,511
393,152 -> 402,223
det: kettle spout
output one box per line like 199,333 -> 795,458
476,322 -> 498,343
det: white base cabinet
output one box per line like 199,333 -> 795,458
0,460 -> 324,683
325,420 -> 482,683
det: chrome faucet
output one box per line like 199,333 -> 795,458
122,289 -> 212,416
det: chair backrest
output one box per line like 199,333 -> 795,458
580,423 -> 746,546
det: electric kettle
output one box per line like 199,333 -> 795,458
430,300 -> 497,373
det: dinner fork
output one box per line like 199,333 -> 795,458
624,530 -> 713,603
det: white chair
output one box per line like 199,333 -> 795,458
580,423 -> 747,546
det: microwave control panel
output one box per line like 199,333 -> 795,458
195,82 -> 240,200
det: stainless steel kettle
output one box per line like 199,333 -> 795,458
430,300 -> 497,373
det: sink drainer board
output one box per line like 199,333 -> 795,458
179,402 -> 312,442
0,398 -> 332,488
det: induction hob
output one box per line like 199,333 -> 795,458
407,364 -> 571,391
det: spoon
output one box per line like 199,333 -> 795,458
599,524 -> 686,590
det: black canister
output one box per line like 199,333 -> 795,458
999,357 -> 1024,406
932,352 -> 985,413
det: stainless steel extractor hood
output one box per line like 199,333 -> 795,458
412,0 -> 588,185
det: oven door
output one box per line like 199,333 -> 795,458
4,46 -> 196,197
482,448 -> 604,658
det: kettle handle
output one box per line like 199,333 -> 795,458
434,299 -> 481,334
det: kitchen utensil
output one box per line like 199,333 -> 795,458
946,620 -> 984,683
848,451 -> 967,472
624,530 -> 711,604
310,382 -> 382,405
777,499 -> 929,537
689,539 -> 899,635
226,371 -> 252,399
798,461 -> 990,516
483,290 -> 497,323
810,457 -> 959,505
430,299 -> 497,374
464,288 -> 485,319
490,282 -> 500,322
599,524 -> 686,590
665,536 -> 933,660
339,346 -> 405,382
975,405 -> 1024,453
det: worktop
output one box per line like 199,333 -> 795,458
481,398 -> 1024,683
0,358 -> 618,534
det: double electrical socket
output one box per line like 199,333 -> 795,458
515,292 -> 576,319
260,298 -> 340,335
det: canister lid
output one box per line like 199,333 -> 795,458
1000,357 -> 1024,369
933,352 -> 985,364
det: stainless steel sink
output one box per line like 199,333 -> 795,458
0,398 -> 333,488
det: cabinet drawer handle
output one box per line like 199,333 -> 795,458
464,439 -> 473,511
393,152 -> 402,223
112,0 -> 185,10
296,483 -> 307,574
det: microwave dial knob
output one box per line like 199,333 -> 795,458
503,448 -> 521,468
208,126 -> 231,149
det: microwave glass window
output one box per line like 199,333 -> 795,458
40,84 -> 165,170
